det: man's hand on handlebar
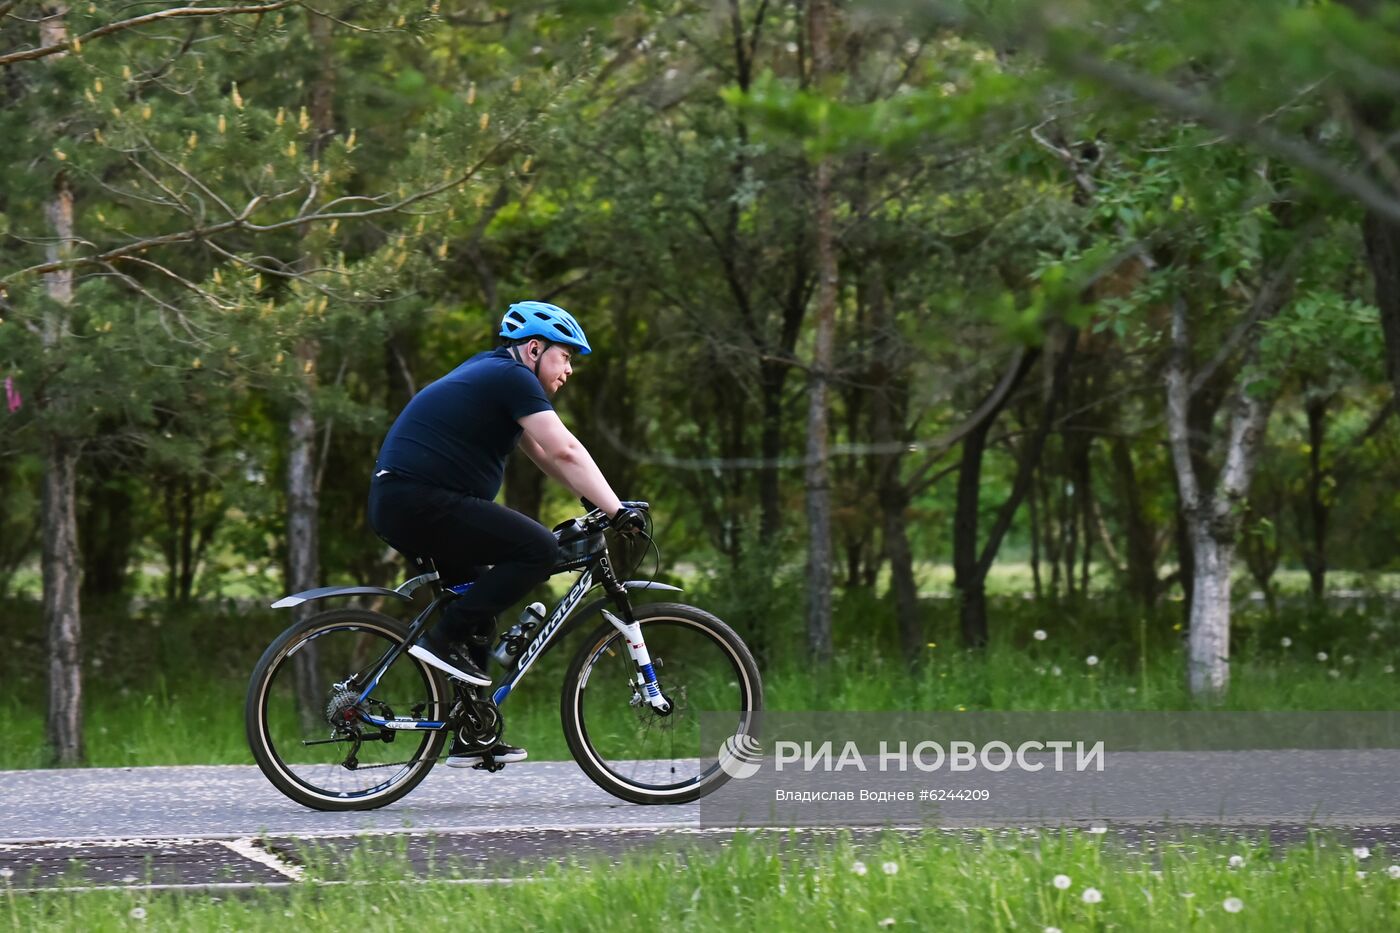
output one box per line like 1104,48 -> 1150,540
612,506 -> 647,536
580,497 -> 649,534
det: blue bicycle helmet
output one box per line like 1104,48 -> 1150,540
499,301 -> 592,355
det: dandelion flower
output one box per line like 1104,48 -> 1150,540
1385,665 -> 1395,674
130,907 -> 147,921
1280,637 -> 1292,647
1357,871 -> 1368,880
1082,887 -> 1102,904
878,919 -> 896,928
1045,928 -> 1062,933
1033,629 -> 1047,641
1051,665 -> 1062,677
1052,874 -> 1072,890
1228,855 -> 1245,868
1386,864 -> 1400,879
1354,846 -> 1371,860
1343,655 -> 1355,665
882,861 -> 899,875
1317,651 -> 1328,662
1223,897 -> 1243,913
1329,669 -> 1341,678
852,860 -> 868,876
1086,655 -> 1099,667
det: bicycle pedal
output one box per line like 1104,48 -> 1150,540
471,756 -> 505,773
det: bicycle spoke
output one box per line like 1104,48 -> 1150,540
252,616 -> 447,805
573,616 -> 755,793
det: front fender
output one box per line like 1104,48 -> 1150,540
270,585 -> 413,609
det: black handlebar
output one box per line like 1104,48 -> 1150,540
576,498 -> 649,534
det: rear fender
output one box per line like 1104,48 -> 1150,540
270,585 -> 413,609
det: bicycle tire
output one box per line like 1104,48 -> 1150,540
560,602 -> 762,805
246,608 -> 450,811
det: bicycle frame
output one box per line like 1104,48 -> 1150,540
350,550 -> 669,732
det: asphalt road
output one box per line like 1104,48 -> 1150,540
2,758 -> 1398,893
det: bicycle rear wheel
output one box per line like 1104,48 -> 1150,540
246,608 -> 450,811
561,602 -> 762,804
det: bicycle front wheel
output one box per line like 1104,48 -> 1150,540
246,608 -> 450,811
561,602 -> 762,805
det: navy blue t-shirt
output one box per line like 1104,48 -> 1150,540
374,347 -> 553,499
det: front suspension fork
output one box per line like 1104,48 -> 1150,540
600,608 -> 672,714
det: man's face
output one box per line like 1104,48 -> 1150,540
527,340 -> 573,397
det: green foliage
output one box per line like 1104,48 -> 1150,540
3,0 -> 1400,721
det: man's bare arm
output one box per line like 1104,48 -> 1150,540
519,432 -> 567,484
518,411 -> 623,516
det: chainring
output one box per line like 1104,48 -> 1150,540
456,695 -> 503,747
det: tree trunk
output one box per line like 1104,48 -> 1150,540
40,2 -> 83,766
1039,459 -> 1062,599
1165,297 -> 1276,698
178,479 -> 198,603
1186,532 -> 1234,696
758,363 -> 786,544
504,449 -> 544,520
951,351 -> 1041,646
1302,395 -> 1329,601
286,376 -> 321,710
287,10 -> 338,723
862,256 -> 921,661
1027,464 -> 1043,600
954,335 -> 1073,647
1109,435 -> 1158,607
43,435 -> 83,766
1362,210 -> 1400,404
803,0 -> 837,664
78,472 -> 134,605
1077,443 -> 1093,595
953,416 -> 995,647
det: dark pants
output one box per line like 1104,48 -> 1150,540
367,472 -> 560,666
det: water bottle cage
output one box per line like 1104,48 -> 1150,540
496,621 -> 539,660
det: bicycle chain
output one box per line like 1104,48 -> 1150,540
338,691 -> 501,772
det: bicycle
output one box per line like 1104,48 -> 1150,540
245,500 -> 763,811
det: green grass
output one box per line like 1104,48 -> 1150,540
3,585 -> 1398,770
5,829 -> 1399,930
3,639 -> 1396,771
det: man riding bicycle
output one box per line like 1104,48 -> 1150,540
367,300 -> 644,767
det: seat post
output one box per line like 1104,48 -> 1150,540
415,556 -> 444,597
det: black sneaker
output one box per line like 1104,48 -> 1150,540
446,736 -> 527,768
408,629 -> 492,686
